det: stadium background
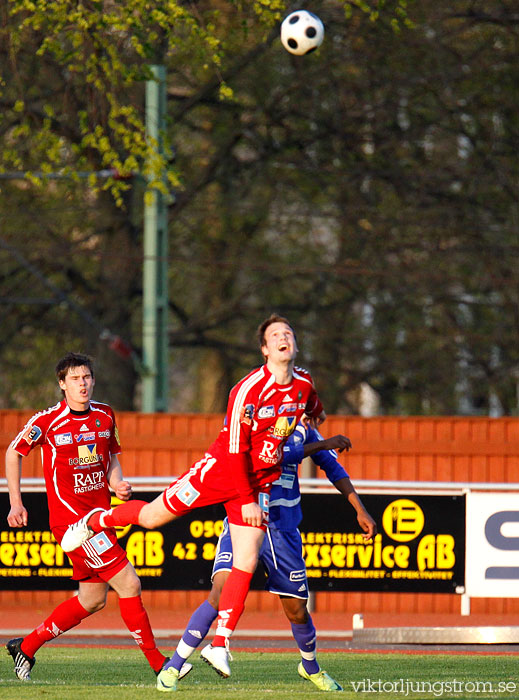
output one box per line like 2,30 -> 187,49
1,410 -> 518,629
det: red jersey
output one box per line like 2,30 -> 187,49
10,399 -> 121,531
209,364 -> 323,502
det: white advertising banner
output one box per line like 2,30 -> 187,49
466,492 -> 519,598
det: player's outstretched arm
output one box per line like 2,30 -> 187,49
334,477 -> 377,542
303,409 -> 327,429
304,432 -> 376,542
302,433 -> 352,459
5,446 -> 28,527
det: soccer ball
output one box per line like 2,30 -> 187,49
280,10 -> 324,56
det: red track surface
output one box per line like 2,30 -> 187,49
3,597 -> 519,640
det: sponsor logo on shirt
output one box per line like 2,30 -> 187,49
52,419 -> 70,431
277,472 -> 296,489
262,388 -> 277,403
55,432 -> 73,446
258,405 -> 275,419
98,430 -> 110,438
278,402 -> 297,415
75,432 -> 96,443
282,394 -> 294,402
69,444 -> 102,467
73,470 -> 105,493
23,425 -> 43,445
79,424 -> 90,431
271,416 -> 297,438
258,440 -> 282,465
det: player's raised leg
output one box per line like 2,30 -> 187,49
61,493 -> 176,552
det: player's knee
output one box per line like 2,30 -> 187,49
291,609 -> 309,625
232,552 -> 259,573
208,575 -> 226,608
127,579 -> 142,597
119,567 -> 142,597
82,597 -> 106,614
283,600 -> 309,625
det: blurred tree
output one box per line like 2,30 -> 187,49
0,0 -> 517,415
164,0 -> 518,415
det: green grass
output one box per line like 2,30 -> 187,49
0,647 -> 518,699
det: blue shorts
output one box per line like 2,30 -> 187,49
212,518 -> 308,599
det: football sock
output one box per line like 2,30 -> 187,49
165,600 -> 218,672
21,595 -> 92,657
89,500 -> 147,532
212,567 -> 253,647
291,618 -> 320,675
118,595 -> 166,672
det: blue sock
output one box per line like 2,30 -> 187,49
291,617 -> 320,675
165,600 -> 218,672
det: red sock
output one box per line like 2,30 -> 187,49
118,595 -> 166,672
21,596 -> 91,657
90,500 -> 147,532
212,567 -> 253,647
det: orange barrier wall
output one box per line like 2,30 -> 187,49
1,411 -> 519,617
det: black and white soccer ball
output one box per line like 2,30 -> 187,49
280,10 -> 324,56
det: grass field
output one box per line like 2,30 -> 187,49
0,647 -> 518,699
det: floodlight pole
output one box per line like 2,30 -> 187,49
142,64 -> 169,412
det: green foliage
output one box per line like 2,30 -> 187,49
2,1 -> 257,201
0,0 -> 517,416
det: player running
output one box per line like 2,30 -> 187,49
60,315 -> 326,682
156,423 -> 376,691
5,352 -> 168,681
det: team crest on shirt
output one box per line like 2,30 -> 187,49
271,416 -> 297,438
240,403 -> 255,425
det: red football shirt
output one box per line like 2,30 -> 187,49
209,364 -> 323,502
11,399 -> 121,531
